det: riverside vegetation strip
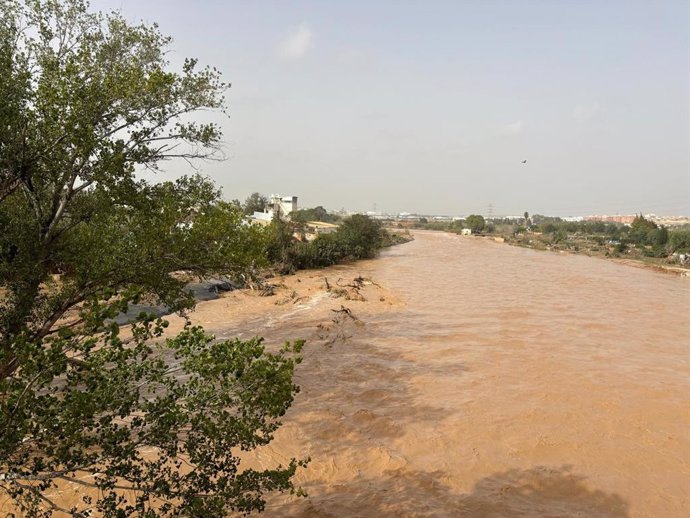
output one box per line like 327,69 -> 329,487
411,214 -> 690,276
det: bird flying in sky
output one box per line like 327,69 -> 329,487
521,159 -> 527,164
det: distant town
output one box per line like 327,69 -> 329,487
346,211 -> 690,228
246,193 -> 690,228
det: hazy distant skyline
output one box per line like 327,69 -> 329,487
93,0 -> 689,216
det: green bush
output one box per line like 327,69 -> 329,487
668,229 -> 690,253
265,215 -> 390,272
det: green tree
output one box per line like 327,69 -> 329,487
465,214 -> 486,233
290,205 -> 338,223
668,229 -> 690,253
629,214 -> 657,244
605,223 -> 621,237
243,192 -> 269,215
0,1 -> 304,515
449,219 -> 464,231
541,223 -> 557,234
336,214 -> 386,259
265,214 -> 394,271
647,227 -> 668,247
265,215 -> 299,273
553,229 -> 568,244
630,214 -> 657,231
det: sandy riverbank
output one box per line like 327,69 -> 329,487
160,263 -> 403,339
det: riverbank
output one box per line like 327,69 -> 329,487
160,261 -> 405,339
488,235 -> 690,277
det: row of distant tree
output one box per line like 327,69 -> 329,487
231,191 -> 270,215
414,213 -> 690,254
529,214 -> 690,253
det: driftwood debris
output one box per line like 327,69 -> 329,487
316,305 -> 363,346
336,276 -> 364,289
325,276 -> 381,301
256,280 -> 286,297
259,283 -> 278,297
275,290 -> 308,306
326,277 -> 364,301
330,305 -> 359,322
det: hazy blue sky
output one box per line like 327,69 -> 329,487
92,0 -> 689,216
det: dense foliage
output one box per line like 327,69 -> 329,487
414,213 -> 687,262
529,214 -> 671,254
0,1 -> 305,515
242,192 -> 269,216
668,229 -> 690,253
464,215 -> 486,233
290,206 -> 340,224
266,214 -> 391,273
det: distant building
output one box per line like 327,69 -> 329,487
250,194 -> 298,224
365,211 -> 387,220
586,214 -> 636,224
270,194 -> 298,218
251,211 -> 273,224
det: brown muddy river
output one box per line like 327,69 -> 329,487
23,230 -> 686,517
230,230 -> 689,518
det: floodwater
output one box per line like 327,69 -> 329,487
228,231 -> 689,517
13,230 -> 687,517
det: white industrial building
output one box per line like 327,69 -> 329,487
251,194 -> 298,223
270,194 -> 298,218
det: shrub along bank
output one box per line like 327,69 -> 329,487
265,214 -> 410,274
410,214 -> 689,269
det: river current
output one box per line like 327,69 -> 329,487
3,231 -> 687,517
238,230 -> 689,517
